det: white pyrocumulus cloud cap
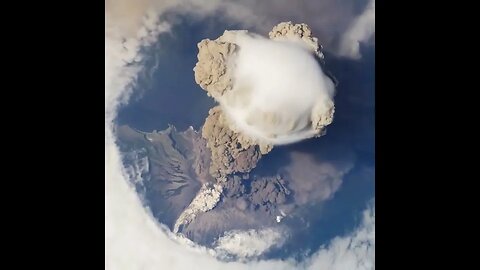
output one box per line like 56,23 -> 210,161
220,34 -> 335,145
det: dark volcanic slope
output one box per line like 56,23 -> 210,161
116,123 -> 354,253
115,124 -> 293,246
116,125 -> 213,229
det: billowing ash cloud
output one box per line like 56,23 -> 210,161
194,23 -> 335,147
191,22 -> 337,182
201,106 -> 271,179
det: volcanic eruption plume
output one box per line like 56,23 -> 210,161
194,22 -> 336,178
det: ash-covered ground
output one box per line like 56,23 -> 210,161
117,122 -> 352,258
